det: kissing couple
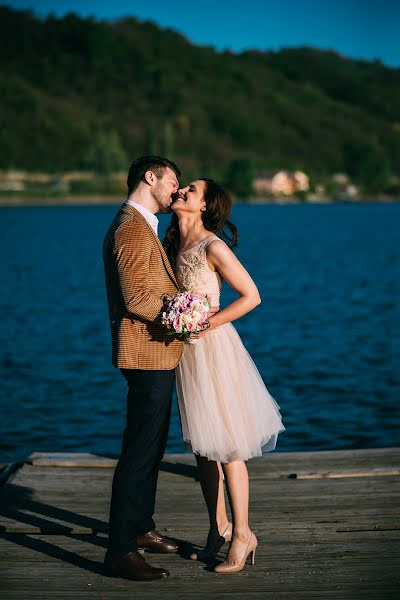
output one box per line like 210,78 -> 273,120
102,155 -> 284,581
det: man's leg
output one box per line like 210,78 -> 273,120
107,368 -> 174,555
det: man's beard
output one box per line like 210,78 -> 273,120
152,182 -> 172,213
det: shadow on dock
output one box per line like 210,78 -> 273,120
159,460 -> 198,479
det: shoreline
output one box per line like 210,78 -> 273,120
0,195 -> 399,207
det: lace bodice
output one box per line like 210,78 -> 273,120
175,235 -> 224,306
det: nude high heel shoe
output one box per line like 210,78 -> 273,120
190,522 -> 232,561
214,531 -> 257,574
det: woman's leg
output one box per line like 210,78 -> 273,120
221,460 -> 252,564
195,455 -> 230,534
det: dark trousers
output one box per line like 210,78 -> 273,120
107,368 -> 175,555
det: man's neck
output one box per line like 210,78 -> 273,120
127,190 -> 157,215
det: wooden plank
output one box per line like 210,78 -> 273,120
27,453 -> 116,468
25,448 -> 400,480
291,467 -> 400,479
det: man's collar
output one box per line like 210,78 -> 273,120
125,199 -> 158,235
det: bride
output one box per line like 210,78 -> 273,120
163,178 -> 285,574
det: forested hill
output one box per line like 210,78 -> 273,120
1,5 -> 399,185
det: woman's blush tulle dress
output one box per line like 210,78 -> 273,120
175,236 -> 285,463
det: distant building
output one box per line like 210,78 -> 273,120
0,170 -> 25,191
331,173 -> 359,200
253,170 -> 309,196
293,171 -> 309,191
331,173 -> 349,186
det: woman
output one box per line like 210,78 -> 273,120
163,179 -> 285,573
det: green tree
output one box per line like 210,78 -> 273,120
225,157 -> 254,199
352,146 -> 391,193
85,129 -> 127,173
163,120 -> 175,156
146,121 -> 159,155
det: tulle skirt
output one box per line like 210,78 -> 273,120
176,322 -> 285,463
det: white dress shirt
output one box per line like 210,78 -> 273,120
125,199 -> 159,236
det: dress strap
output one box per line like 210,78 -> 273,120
202,235 -> 225,250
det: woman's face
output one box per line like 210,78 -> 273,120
171,180 -> 207,214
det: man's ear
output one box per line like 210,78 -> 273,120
144,170 -> 156,186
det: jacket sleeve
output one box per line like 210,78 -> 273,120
114,219 -> 164,322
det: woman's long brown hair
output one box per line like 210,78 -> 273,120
163,178 -> 238,267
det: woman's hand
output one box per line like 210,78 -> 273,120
189,306 -> 219,340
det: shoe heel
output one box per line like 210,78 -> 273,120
251,548 -> 256,565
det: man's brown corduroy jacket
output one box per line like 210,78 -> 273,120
103,203 -> 183,370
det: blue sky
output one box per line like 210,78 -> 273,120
4,0 -> 400,67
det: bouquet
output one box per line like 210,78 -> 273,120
161,291 -> 211,341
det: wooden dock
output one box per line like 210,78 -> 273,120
1,448 -> 399,599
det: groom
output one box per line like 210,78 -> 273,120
102,156 -> 183,581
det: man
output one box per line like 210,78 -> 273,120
102,156 -> 183,581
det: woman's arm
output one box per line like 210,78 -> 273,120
206,240 -> 261,331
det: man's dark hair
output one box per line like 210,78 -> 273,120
127,156 -> 181,196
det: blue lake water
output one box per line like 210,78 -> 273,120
0,202 -> 399,462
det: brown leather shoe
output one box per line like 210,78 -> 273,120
104,550 -> 170,581
137,529 -> 178,553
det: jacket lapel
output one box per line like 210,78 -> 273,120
122,204 -> 179,287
